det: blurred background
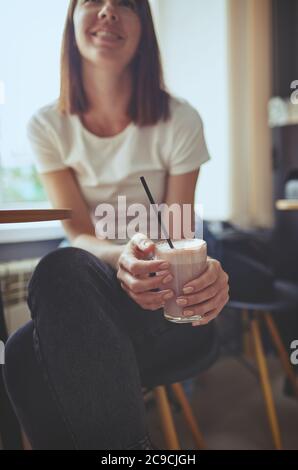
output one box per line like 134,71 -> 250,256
0,0 -> 298,451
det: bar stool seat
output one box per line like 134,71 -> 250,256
141,328 -> 219,450
227,279 -> 298,450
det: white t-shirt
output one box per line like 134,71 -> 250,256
27,95 -> 211,244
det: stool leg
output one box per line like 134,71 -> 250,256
21,429 -> 32,451
171,382 -> 206,449
153,386 -> 181,450
264,312 -> 298,399
242,309 -> 254,360
250,317 -> 282,450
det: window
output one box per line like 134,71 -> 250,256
153,0 -> 230,221
0,0 -> 69,206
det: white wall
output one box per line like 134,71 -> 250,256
152,0 -> 230,221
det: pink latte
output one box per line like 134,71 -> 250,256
155,239 -> 207,323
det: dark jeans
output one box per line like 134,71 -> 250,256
0,293 -> 23,449
6,247 -> 218,450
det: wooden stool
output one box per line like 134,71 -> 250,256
152,383 -> 206,450
142,323 -> 218,450
228,279 -> 298,450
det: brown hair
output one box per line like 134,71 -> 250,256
58,0 -> 170,126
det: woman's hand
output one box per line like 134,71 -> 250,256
176,257 -> 229,327
117,233 -> 175,311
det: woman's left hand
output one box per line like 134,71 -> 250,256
176,257 -> 230,327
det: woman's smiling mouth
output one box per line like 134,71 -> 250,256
90,27 -> 125,43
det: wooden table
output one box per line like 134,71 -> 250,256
276,200 -> 298,211
0,209 -> 72,224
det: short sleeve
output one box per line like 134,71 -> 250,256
27,112 -> 67,174
168,101 -> 211,176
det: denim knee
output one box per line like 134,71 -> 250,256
29,247 -> 86,287
27,247 -> 111,318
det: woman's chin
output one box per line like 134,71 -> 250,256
83,50 -> 122,65
84,49 -> 132,69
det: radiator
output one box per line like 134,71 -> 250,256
0,258 -> 40,336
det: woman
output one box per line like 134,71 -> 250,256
7,0 -> 229,449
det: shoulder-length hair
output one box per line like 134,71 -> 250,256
58,0 -> 170,126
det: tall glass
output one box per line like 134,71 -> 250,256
155,238 -> 207,323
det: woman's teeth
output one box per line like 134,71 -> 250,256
91,31 -> 122,40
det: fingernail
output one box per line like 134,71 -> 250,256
141,240 -> 152,249
183,287 -> 194,294
159,262 -> 169,270
176,298 -> 187,306
183,310 -> 194,316
156,270 -> 169,277
163,291 -> 174,300
163,274 -> 173,284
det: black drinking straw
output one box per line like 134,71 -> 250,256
140,176 -> 174,249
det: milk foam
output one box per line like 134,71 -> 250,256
156,238 -> 205,253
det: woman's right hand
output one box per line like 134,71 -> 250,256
117,233 -> 175,311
